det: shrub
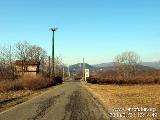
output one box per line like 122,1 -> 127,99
0,80 -> 24,92
0,74 -> 53,92
87,76 -> 160,85
53,76 -> 63,84
21,74 -> 53,90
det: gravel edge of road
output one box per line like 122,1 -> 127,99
0,84 -> 64,114
81,81 -> 118,120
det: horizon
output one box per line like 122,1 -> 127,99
0,0 -> 160,65
68,61 -> 160,66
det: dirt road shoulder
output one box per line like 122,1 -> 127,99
81,81 -> 112,120
0,84 -> 63,113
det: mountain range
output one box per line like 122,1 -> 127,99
93,62 -> 160,69
69,62 -> 160,73
69,63 -> 93,73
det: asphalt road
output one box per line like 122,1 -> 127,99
0,80 -> 110,120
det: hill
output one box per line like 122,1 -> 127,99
93,62 -> 113,68
141,62 -> 160,69
93,64 -> 157,78
93,62 -> 160,69
69,63 -> 94,73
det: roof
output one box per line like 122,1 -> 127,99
15,60 -> 40,66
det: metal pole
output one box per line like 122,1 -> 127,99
52,31 -> 54,78
83,58 -> 85,81
68,65 -> 70,78
50,27 -> 57,79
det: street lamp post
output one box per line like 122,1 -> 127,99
50,27 -> 58,79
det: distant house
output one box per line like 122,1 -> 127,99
15,60 -> 40,77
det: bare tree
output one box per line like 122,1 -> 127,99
43,56 -> 64,78
27,45 -> 47,67
15,41 -> 47,65
0,47 -> 15,80
113,51 -> 141,78
0,41 -> 64,79
16,41 -> 30,61
54,56 -> 63,77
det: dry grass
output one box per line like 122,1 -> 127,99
0,87 -> 53,112
0,90 -> 32,102
0,74 -> 52,92
85,83 -> 160,120
0,75 -> 54,112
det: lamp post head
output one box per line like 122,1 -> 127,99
49,27 -> 58,32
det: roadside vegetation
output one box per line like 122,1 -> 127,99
0,75 -> 53,92
87,76 -> 160,84
85,51 -> 160,119
0,74 -> 55,112
85,83 -> 160,120
88,51 -> 160,85
0,41 -> 64,111
0,41 -> 64,84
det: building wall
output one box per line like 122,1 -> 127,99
27,66 -> 37,71
16,65 -> 39,77
16,66 -> 23,72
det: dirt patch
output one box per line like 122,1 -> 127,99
0,90 -> 32,112
0,87 -> 55,113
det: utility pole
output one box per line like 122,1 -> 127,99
63,66 -> 64,81
83,58 -> 85,81
49,27 -> 58,79
68,65 -> 70,78
48,56 -> 51,79
9,46 -> 14,79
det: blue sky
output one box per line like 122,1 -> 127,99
0,0 -> 160,65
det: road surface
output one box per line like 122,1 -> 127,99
0,80 -> 110,120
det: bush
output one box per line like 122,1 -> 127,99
53,76 -> 63,84
0,80 -> 24,92
87,76 -> 160,85
23,75 -> 52,90
86,77 -> 97,84
0,74 -> 53,92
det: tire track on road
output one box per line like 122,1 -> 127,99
63,89 -> 95,120
28,92 -> 64,120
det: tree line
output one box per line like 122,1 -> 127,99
87,51 -> 160,84
113,51 -> 141,78
0,41 -> 63,80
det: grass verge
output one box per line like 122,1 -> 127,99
0,86 -> 56,112
83,82 -> 160,120
0,75 -> 62,112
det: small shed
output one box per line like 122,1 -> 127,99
15,60 -> 40,77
